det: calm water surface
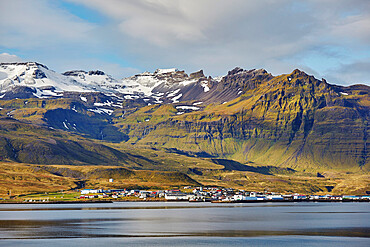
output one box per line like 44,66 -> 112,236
0,202 -> 369,246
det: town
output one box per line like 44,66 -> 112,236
78,186 -> 370,203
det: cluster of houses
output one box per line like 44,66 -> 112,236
79,186 -> 370,202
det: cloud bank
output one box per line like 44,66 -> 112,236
0,0 -> 369,85
0,53 -> 23,63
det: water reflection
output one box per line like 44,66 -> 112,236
0,202 -> 369,245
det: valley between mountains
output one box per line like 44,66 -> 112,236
0,62 -> 369,197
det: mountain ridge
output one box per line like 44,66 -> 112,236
1,61 -> 368,102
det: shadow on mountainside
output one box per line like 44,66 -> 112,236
211,158 -> 296,175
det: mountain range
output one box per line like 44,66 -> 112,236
0,62 -> 369,195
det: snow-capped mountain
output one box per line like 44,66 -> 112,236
0,61 -> 273,107
0,62 -> 91,95
0,62 -> 215,103
121,68 -> 216,104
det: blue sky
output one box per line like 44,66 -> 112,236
0,0 -> 369,85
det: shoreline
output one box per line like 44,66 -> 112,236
0,199 -> 369,204
211,199 -> 370,203
0,200 -> 113,204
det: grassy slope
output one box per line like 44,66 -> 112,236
0,162 -> 200,198
191,170 -> 370,195
0,118 -> 131,166
0,162 -> 76,197
1,160 -> 368,197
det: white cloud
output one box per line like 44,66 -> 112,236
0,0 -> 95,49
51,58 -> 140,79
1,0 -> 369,85
324,60 -> 370,86
331,14 -> 370,44
66,1 -> 369,79
67,0 -> 212,46
0,53 -> 23,63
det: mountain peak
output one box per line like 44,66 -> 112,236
290,69 -> 308,77
189,69 -> 205,79
227,67 -> 270,77
227,67 -> 244,75
252,68 -> 268,74
0,61 -> 48,70
62,70 -> 87,76
88,70 -> 105,76
63,70 -> 106,76
154,68 -> 178,75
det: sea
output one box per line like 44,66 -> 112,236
0,201 -> 369,246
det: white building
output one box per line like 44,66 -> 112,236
165,193 -> 190,201
81,189 -> 100,194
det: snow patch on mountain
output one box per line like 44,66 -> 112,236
63,121 -> 69,129
176,106 -> 200,110
171,93 -> 182,103
94,101 -> 114,107
88,108 -> 114,115
180,79 -> 197,86
214,76 -> 224,82
124,95 -> 139,100
167,89 -> 181,98
200,81 -> 210,92
155,68 -> 178,74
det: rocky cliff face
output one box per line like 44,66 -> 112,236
117,69 -> 369,171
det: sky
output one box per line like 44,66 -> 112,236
0,0 -> 369,85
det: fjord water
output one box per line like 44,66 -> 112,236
0,202 -> 369,246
